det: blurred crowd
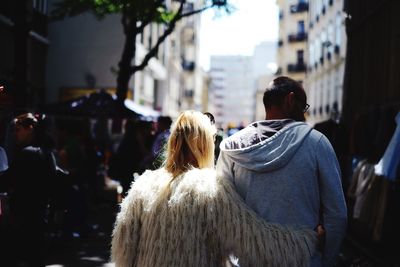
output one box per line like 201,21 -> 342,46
0,112 -> 174,266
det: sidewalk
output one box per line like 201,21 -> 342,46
44,190 -> 118,267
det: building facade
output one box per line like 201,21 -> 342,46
156,0 -> 205,118
46,0 -> 205,118
305,0 -> 346,124
253,42 -> 277,121
209,56 -> 255,129
209,42 -> 277,128
0,0 -> 49,111
46,10 -> 166,113
276,0 -> 308,83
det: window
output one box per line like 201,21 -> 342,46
297,50 -> 304,64
328,21 -> 334,54
335,12 -> 342,47
309,43 -> 314,66
33,0 -> 47,14
321,29 -> 327,58
309,0 -> 314,22
298,20 -> 305,33
315,37 -> 320,64
315,0 -> 321,19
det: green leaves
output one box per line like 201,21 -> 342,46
157,7 -> 176,24
51,0 -> 232,22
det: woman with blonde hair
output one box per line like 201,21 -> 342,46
111,110 -> 315,267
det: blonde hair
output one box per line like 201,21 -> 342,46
165,110 -> 216,178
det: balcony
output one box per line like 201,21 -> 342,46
287,62 -> 306,73
290,2 -> 309,13
288,32 -> 307,42
184,89 -> 194,98
183,2 -> 194,13
334,45 -> 340,55
182,60 -> 195,71
327,52 -> 332,61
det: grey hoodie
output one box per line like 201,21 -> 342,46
217,120 -> 347,267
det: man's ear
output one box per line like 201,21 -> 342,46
287,92 -> 296,107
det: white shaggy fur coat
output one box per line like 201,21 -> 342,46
111,168 -> 315,267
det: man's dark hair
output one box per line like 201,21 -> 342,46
157,116 -> 172,130
263,76 -> 306,109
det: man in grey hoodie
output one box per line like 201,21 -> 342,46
217,76 -> 347,267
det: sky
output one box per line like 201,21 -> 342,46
199,0 -> 279,71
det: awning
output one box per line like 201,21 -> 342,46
124,99 -> 160,119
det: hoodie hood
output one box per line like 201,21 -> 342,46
220,121 -> 312,172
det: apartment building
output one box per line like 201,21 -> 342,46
305,0 -> 346,124
276,0 -> 308,83
209,56 -> 255,129
157,0 -> 205,118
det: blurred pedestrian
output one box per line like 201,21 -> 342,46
0,113 -> 58,267
108,119 -> 153,194
142,116 -> 172,170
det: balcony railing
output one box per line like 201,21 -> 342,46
288,32 -> 307,42
290,2 -> 309,13
287,62 -> 306,73
334,45 -> 340,55
184,89 -> 194,98
182,60 -> 195,71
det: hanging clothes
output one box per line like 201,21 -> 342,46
348,160 -> 389,242
375,111 -> 400,181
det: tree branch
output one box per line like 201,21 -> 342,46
130,1 -> 186,74
129,1 -> 215,74
136,0 -> 165,33
180,5 -> 214,18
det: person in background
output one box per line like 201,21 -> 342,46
111,110 -> 315,267
0,146 -> 8,172
0,113 -> 58,267
203,112 -> 225,162
108,119 -> 153,194
217,76 -> 347,267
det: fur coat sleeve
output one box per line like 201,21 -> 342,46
212,176 -> 316,266
111,168 -> 316,267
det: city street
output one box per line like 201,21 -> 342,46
44,191 -> 117,267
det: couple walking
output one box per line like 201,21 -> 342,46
111,76 -> 347,267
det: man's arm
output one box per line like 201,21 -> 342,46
317,135 -> 348,267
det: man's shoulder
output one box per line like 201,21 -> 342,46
222,126 -> 259,150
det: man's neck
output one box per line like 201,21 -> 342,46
265,107 -> 288,120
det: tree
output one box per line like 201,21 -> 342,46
51,0 -> 232,104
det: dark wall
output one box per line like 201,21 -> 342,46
0,0 -> 48,112
342,0 -> 400,125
